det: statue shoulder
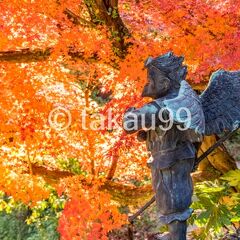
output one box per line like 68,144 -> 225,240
155,81 -> 205,135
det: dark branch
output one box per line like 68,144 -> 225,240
128,195 -> 155,223
0,8 -> 93,63
84,0 -> 130,57
0,1 -> 130,62
0,48 -> 52,62
64,8 -> 95,27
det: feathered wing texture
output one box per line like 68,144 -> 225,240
158,80 -> 205,135
200,70 -> 240,136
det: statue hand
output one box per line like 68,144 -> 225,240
123,107 -> 138,134
137,130 -> 147,142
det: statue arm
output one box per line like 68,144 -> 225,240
122,102 -> 163,134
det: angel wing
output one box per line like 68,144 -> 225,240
200,70 -> 240,135
161,80 -> 205,135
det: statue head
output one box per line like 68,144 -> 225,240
141,52 -> 187,99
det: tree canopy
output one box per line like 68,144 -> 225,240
0,0 -> 239,239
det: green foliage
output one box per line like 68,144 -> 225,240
190,170 -> 240,240
129,175 -> 152,187
0,192 -> 66,240
221,169 -> 240,191
90,88 -> 111,106
111,7 -> 119,19
56,157 -> 88,175
26,193 -> 66,224
0,203 -> 30,240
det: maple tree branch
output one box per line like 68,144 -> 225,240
0,1 -> 130,62
64,8 -> 95,27
0,47 -> 86,62
0,48 -> 52,62
0,7 -> 94,63
106,154 -> 119,180
84,0 -> 130,57
27,149 -> 33,175
0,46 -> 118,74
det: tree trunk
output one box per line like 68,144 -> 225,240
84,0 -> 130,56
106,153 -> 119,180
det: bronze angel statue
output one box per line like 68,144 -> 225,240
122,52 -> 240,240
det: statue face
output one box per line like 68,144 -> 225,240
141,65 -> 171,99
